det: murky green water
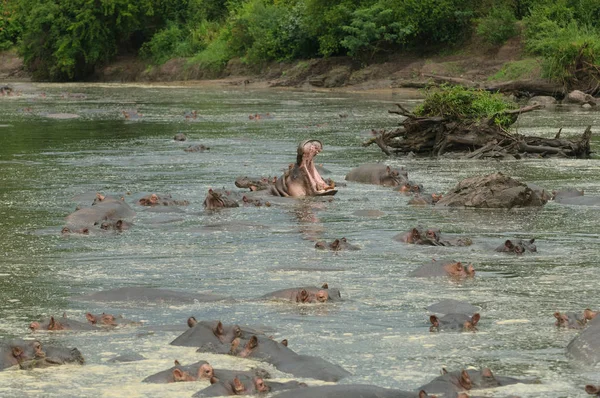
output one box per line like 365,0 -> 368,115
0,82 -> 599,397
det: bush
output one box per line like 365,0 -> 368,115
488,58 -> 541,81
414,84 -> 517,127
477,6 -> 518,45
0,0 -> 22,50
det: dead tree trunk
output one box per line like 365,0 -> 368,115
364,104 -> 592,159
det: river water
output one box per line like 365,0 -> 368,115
0,83 -> 599,397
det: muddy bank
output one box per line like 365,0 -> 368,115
1,35 -> 544,93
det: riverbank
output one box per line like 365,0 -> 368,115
0,34 -> 547,94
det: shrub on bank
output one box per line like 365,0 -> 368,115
414,85 -> 517,128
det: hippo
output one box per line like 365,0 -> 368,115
235,176 -> 275,191
85,312 -> 142,327
228,335 -> 351,382
260,284 -> 342,303
552,188 -> 600,206
270,140 -> 337,197
138,193 -> 189,206
1,339 -> 84,370
185,111 -> 198,120
427,300 -> 481,316
555,309 -> 598,329
394,227 -> 472,247
107,353 -> 146,363
174,133 -> 187,141
185,144 -> 210,152
271,385 -> 431,398
495,238 -> 536,254
62,194 -> 136,234
170,318 -> 265,348
72,287 -> 229,305
249,113 -> 274,120
241,195 -> 271,207
203,189 -> 240,209
430,313 -> 480,332
143,359 -> 270,383
407,193 -> 443,205
345,163 -> 408,186
315,238 -> 360,251
30,314 -> 97,331
193,374 -> 306,397
122,110 -> 142,120
555,311 -> 595,329
587,385 -> 600,395
394,181 -> 424,194
567,321 -> 600,364
409,260 -> 475,278
416,368 -> 535,395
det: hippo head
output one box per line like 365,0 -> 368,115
172,362 -> 214,382
203,189 -> 239,209
380,166 -> 405,187
443,262 -> 475,278
586,385 -> 600,395
86,312 -> 118,327
464,313 -> 480,331
230,335 -> 259,358
8,340 -> 46,365
139,194 -> 159,206
211,321 -> 243,343
294,140 -> 336,196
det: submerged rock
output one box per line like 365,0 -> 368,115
435,172 -> 547,208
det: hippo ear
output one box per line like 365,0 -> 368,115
321,283 -> 329,289
233,325 -> 242,338
505,240 -> 514,249
481,368 -> 493,378
280,339 -> 288,347
471,313 -> 481,326
584,309 -> 599,320
62,312 -> 67,318
86,313 -> 97,324
214,321 -> 224,336
441,367 -> 448,375
172,368 -> 186,381
187,317 -> 197,328
233,377 -> 245,393
11,347 -> 23,359
174,359 -> 181,366
460,370 -> 472,390
553,312 -> 562,320
209,376 -> 219,385
48,316 -> 58,330
331,239 -> 340,250
418,390 -> 428,398
585,385 -> 600,394
247,335 -> 259,350
529,238 -> 535,244
429,315 -> 439,326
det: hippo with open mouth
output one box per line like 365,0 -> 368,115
270,140 -> 337,197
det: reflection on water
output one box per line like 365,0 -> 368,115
0,83 -> 599,397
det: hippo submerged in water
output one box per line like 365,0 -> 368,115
495,238 -> 537,254
409,260 -> 475,279
138,193 -> 189,206
228,335 -> 351,382
554,309 -> 598,329
62,194 -> 135,235
271,385 -> 431,398
260,284 -> 342,303
270,140 -> 337,197
429,313 -> 481,332
345,163 -> 408,186
394,227 -> 472,247
142,359 -> 270,383
0,339 -> 84,370
315,238 -> 360,251
416,368 -> 535,395
193,374 -> 306,397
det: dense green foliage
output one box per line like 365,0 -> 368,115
414,85 -> 517,127
3,0 -> 600,84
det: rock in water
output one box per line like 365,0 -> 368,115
435,172 -> 547,208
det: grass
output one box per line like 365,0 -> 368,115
488,58 -> 541,81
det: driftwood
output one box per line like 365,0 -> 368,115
365,103 -> 592,159
392,76 -> 567,99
